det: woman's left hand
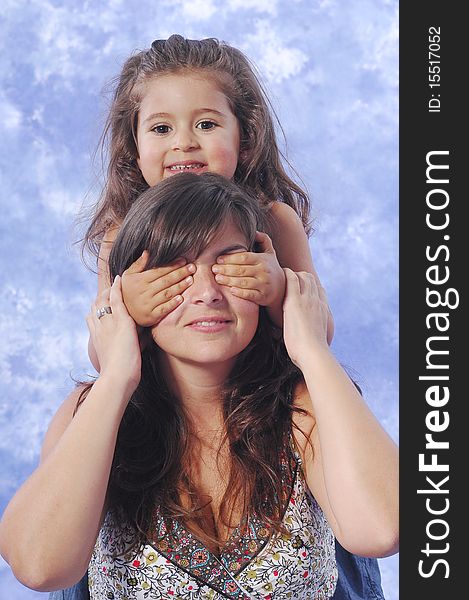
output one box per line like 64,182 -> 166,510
211,231 -> 286,307
282,268 -> 330,368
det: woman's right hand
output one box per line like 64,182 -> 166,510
86,275 -> 141,393
121,251 -> 195,326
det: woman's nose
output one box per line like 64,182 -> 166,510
188,266 -> 224,305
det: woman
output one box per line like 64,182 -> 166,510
0,173 -> 398,598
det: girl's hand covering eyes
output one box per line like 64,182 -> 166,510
121,251 -> 196,327
211,231 -> 286,308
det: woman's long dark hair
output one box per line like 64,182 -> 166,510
79,173 -> 304,550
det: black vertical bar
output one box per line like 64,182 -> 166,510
400,3 -> 464,598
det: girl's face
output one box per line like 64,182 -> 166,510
150,219 -> 259,372
136,73 -> 240,186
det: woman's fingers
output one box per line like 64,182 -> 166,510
108,274 -> 125,313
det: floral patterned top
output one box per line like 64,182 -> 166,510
88,449 -> 337,599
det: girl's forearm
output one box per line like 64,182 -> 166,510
300,345 -> 399,555
0,376 -> 131,591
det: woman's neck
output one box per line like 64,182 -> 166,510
159,355 -> 233,429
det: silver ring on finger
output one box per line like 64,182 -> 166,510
96,305 -> 112,319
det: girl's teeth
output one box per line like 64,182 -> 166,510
170,164 -> 202,171
194,321 -> 220,326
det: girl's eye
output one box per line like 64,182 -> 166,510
152,124 -> 171,134
196,120 -> 217,130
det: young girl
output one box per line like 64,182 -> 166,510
0,173 -> 398,599
80,35 -> 386,598
85,34 -> 333,357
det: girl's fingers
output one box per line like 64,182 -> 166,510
123,258 -> 189,284
212,263 -> 257,277
229,287 -> 262,302
148,263 -> 196,293
214,274 -> 260,290
254,230 -> 275,253
151,275 -> 194,304
216,251 -> 258,266
150,294 -> 184,322
123,250 -> 150,275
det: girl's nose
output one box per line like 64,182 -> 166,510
188,266 -> 224,305
173,128 -> 199,152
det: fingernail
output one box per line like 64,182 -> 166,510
185,276 -> 193,284
217,257 -> 224,264
187,263 -> 196,273
211,265 -> 219,273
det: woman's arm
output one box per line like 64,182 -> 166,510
0,277 -> 140,591
285,269 -> 398,558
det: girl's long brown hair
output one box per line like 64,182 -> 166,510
83,34 -> 312,260
77,173 -> 305,551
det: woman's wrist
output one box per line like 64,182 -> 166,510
94,371 -> 138,408
293,338 -> 333,374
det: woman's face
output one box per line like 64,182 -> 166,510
150,219 -> 259,371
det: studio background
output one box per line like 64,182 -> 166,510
0,1 -> 398,598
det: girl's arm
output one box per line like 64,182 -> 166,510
0,277 -> 140,591
269,202 -> 334,344
284,269 -> 399,558
88,226 -> 120,371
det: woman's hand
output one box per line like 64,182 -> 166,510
121,251 -> 195,326
211,231 -> 286,308
282,268 -> 330,368
86,275 -> 141,393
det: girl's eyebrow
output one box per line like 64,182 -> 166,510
142,108 -> 227,126
194,108 -> 226,118
142,112 -> 171,125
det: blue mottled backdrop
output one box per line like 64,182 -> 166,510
0,0 -> 398,598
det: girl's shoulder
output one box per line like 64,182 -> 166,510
267,200 -> 303,227
266,201 -> 307,243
